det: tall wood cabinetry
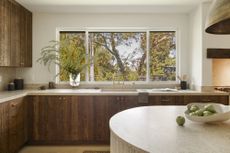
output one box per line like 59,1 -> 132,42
0,0 -> 32,67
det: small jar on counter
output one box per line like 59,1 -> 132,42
8,82 -> 15,91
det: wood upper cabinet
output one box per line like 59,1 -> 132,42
0,97 -> 27,153
0,0 -> 32,67
0,0 -> 11,66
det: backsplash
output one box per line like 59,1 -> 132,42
0,68 -> 16,91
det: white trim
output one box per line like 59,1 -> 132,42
55,28 -> 60,84
146,30 -> 150,82
85,31 -> 89,82
55,27 -> 179,85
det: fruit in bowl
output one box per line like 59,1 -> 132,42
185,103 -> 230,123
187,104 -> 217,117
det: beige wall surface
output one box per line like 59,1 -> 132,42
212,59 -> 230,86
0,68 -> 16,91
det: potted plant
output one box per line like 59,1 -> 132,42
37,39 -> 89,87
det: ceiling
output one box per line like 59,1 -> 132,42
16,0 -> 212,13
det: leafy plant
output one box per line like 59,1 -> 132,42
37,39 -> 89,80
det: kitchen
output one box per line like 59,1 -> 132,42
0,0 -> 230,153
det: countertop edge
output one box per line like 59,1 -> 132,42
0,90 -> 229,104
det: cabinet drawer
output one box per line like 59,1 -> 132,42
149,96 -> 184,105
184,95 -> 229,105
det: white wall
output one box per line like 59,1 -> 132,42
201,2 -> 230,86
16,13 -> 190,84
189,2 -> 230,89
189,5 -> 203,90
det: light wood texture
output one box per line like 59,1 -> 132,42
110,106 -> 230,153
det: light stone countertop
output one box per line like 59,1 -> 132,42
0,89 -> 229,104
110,106 -> 230,153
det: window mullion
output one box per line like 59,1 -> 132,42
146,31 -> 150,82
85,31 -> 89,82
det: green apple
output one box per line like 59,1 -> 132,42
176,116 -> 185,126
194,109 -> 204,116
204,104 -> 216,113
189,105 -> 199,112
189,112 -> 197,116
203,111 -> 214,116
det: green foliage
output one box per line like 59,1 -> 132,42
149,32 -> 176,81
37,33 -> 87,81
91,32 -> 146,81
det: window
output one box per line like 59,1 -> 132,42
59,31 -> 86,81
149,31 -> 176,81
89,32 -> 146,81
59,29 -> 177,83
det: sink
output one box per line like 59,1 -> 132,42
101,89 -> 137,92
137,88 -> 178,93
43,89 -> 102,93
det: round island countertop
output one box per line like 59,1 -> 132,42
109,106 -> 230,153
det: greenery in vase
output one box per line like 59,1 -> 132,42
37,38 -> 89,80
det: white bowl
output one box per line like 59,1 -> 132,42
185,103 -> 230,123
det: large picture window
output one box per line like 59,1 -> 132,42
59,29 -> 177,83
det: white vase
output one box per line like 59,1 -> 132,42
69,73 -> 80,87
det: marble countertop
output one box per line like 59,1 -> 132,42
110,106 -> 230,153
0,89 -> 229,104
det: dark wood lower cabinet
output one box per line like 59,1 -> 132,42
184,95 -> 229,105
0,102 -> 9,153
0,97 -> 27,153
93,96 -> 138,143
148,96 -> 184,105
29,96 -> 96,144
28,95 -> 139,145
1,94 -> 228,149
9,97 -> 28,153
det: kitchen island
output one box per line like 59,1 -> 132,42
110,106 -> 230,153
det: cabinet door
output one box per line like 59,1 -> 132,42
184,95 -> 229,105
70,96 -> 94,142
20,7 -> 32,67
29,96 -> 95,144
0,0 -> 32,67
0,102 -> 9,153
0,0 -> 11,66
10,0 -> 21,66
29,96 -> 71,143
112,96 -> 138,112
93,96 -> 111,143
93,96 -> 138,144
8,97 -> 27,153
